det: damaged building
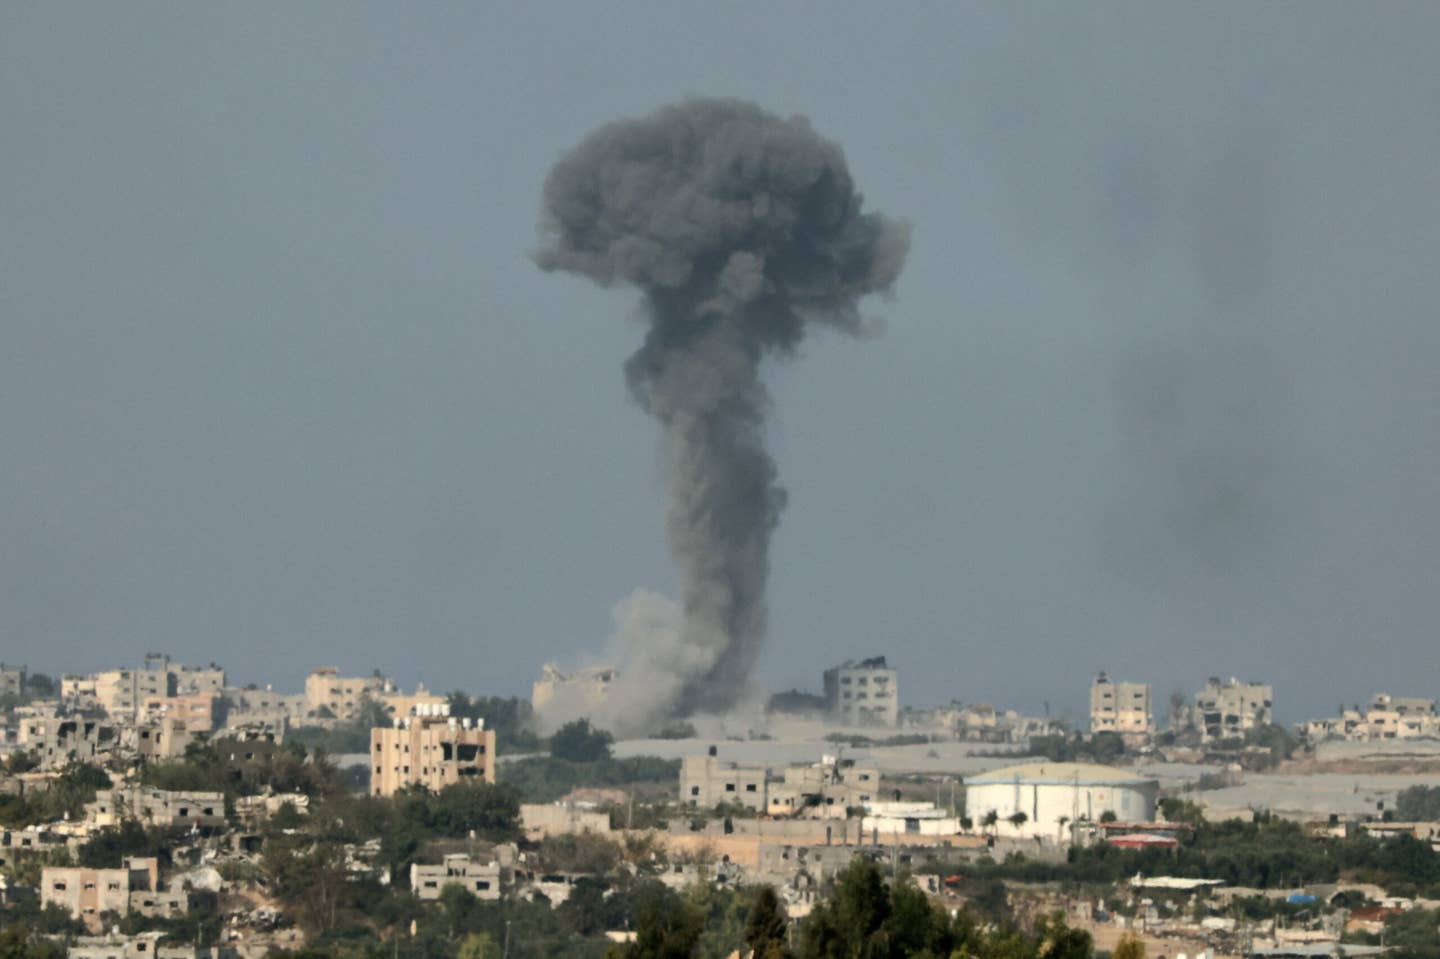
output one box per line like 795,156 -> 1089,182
370,703 -> 495,797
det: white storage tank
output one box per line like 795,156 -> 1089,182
963,761 -> 1159,840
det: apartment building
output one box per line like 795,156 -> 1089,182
1089,673 -> 1155,740
42,857 -> 162,932
370,703 -> 495,797
85,786 -> 225,829
0,664 -> 25,699
680,749 -> 769,811
305,667 -> 391,722
823,657 -> 899,727
18,714 -> 117,769
1191,677 -> 1273,741
141,693 -> 219,733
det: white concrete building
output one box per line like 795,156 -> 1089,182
963,762 -> 1158,840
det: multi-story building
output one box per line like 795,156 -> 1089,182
767,756 -> 881,818
305,667 -> 391,722
85,786 -> 225,830
410,854 -> 501,901
370,703 -> 495,797
519,803 -> 611,840
41,857 -> 161,931
1302,694 -> 1440,742
60,675 -> 100,711
73,656 -> 224,722
1089,673 -> 1154,741
380,682 -> 449,721
680,749 -> 769,811
18,714 -> 117,769
0,664 -> 25,699
531,664 -> 617,717
141,693 -> 219,733
823,657 -> 899,727
220,685 -> 307,730
125,715 -> 199,761
171,663 -> 225,696
1191,677 -> 1273,741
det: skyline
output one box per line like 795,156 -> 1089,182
4,4 -> 1440,722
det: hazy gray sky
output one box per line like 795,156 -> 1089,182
3,3 -> 1438,722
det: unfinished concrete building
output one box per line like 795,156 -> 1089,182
680,749 -> 769,812
18,714 -> 117,769
520,803 -> 611,840
370,703 -> 495,797
42,857 -> 162,932
410,854 -> 501,901
767,756 -> 881,818
1089,672 -> 1155,741
0,663 -> 25,699
141,693 -> 219,733
85,786 -> 225,830
1189,677 -> 1273,741
823,657 -> 899,727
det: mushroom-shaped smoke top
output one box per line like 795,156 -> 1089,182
536,98 -> 909,727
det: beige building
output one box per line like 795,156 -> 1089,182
680,750 -> 769,811
370,703 -> 495,797
379,682 -> 448,720
85,786 -> 225,829
520,803 -> 611,840
1303,694 -> 1440,742
305,667 -> 391,722
1089,673 -> 1154,740
126,716 -> 199,761
767,756 -> 881,818
142,693 -> 219,733
823,657 -> 899,727
1191,677 -> 1273,740
410,854 -> 501,900
42,857 -> 161,931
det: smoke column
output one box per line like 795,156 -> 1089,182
536,98 -> 909,721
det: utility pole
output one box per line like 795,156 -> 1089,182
503,919 -> 511,959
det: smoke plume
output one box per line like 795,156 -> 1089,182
535,98 -> 909,724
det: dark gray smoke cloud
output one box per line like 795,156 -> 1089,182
535,97 -> 909,720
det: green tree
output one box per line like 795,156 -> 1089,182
456,931 -> 500,959
551,719 -> 615,763
744,886 -> 789,959
606,881 -> 703,959
1113,932 -> 1146,959
1398,786 -> 1440,822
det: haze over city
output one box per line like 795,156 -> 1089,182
4,4 -> 1440,723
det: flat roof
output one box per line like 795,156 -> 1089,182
966,761 -> 1157,787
